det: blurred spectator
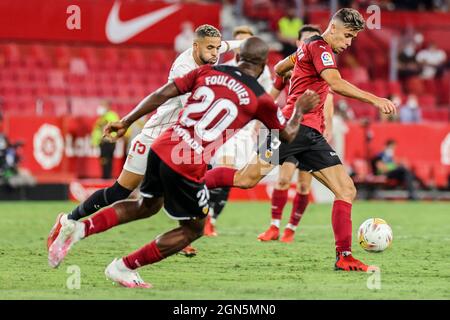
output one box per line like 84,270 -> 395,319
331,100 -> 350,161
277,7 -> 303,57
174,22 -> 195,55
399,94 -> 422,123
335,99 -> 355,121
371,140 -> 420,200
69,57 -> 88,75
416,42 -> 447,79
91,101 -> 119,179
397,39 -> 421,81
0,114 -> 34,188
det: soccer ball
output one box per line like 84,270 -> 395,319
358,218 -> 393,252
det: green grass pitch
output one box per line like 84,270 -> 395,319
0,200 -> 449,300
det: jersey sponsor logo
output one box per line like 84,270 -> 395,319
172,124 -> 205,155
33,124 -> 64,170
296,48 -> 305,61
105,1 -> 180,44
321,51 -> 334,66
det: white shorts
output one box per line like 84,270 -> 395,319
212,130 -> 257,169
123,132 -> 156,175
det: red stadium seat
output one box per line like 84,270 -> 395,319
411,162 -> 432,187
432,165 -> 449,188
405,77 -> 425,95
418,95 -> 437,109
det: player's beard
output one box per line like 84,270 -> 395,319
200,54 -> 217,65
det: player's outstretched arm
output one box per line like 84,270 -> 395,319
274,56 -> 295,77
280,90 -> 320,143
103,83 -> 180,141
320,68 -> 397,115
219,40 -> 243,54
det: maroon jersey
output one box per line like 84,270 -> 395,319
283,36 -> 337,133
151,65 -> 287,183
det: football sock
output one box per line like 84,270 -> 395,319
332,200 -> 352,253
271,219 -> 280,228
271,189 -> 288,220
83,207 -> 119,237
123,240 -> 163,270
204,167 -> 237,189
68,181 -> 132,220
209,187 -> 230,220
288,193 -> 309,227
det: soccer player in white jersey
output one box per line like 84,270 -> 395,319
47,24 -> 243,262
204,25 -> 274,236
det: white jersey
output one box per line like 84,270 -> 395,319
141,41 -> 242,139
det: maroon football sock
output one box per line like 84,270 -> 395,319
332,200 -> 353,253
205,167 -> 237,189
289,193 -> 309,226
123,240 -> 164,270
83,207 -> 119,237
271,189 -> 288,220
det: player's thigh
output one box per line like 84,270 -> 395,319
276,157 -> 298,189
139,149 -> 165,200
217,156 -> 235,168
213,135 -> 237,168
234,154 -> 274,188
123,133 -> 154,176
297,170 -> 313,194
311,164 -> 356,200
159,161 -> 210,221
117,169 -> 144,191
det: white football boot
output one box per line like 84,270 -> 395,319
105,258 -> 152,289
48,215 -> 85,268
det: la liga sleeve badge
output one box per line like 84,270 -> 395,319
321,51 -> 334,66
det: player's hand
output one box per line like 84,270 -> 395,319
295,89 -> 320,114
103,120 -> 128,142
373,97 -> 397,115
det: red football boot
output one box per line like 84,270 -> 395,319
178,245 -> 198,257
257,225 -> 279,241
203,215 -> 217,237
335,252 -> 372,272
280,228 -> 295,243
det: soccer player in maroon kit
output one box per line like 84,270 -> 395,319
259,24 -> 335,244
204,8 -> 396,271
48,37 -> 320,287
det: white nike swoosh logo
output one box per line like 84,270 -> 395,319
106,1 -> 180,44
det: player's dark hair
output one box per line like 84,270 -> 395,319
386,139 -> 396,146
332,8 -> 365,32
298,24 -> 322,40
195,24 -> 222,39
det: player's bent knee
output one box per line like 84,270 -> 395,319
336,183 -> 357,202
297,183 -> 311,194
182,224 -> 203,242
276,177 -> 291,190
235,173 -> 260,189
140,197 -> 163,218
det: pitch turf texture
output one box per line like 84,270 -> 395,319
0,201 -> 449,300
